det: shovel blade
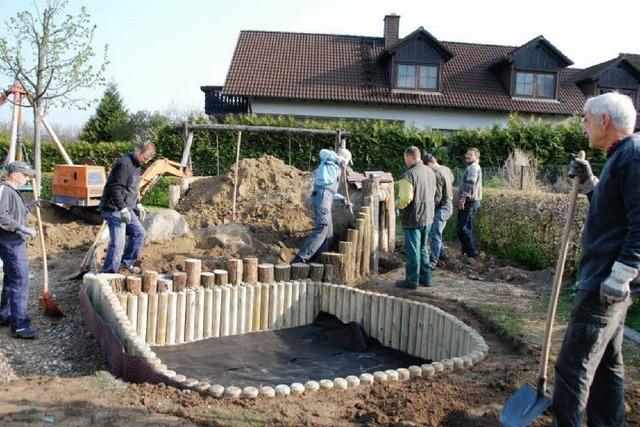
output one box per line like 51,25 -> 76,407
500,384 -> 551,427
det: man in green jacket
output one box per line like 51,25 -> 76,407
396,146 -> 436,289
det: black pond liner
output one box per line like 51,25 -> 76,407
154,312 -> 428,388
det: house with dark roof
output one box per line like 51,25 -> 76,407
202,15 -> 640,131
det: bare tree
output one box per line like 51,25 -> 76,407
0,0 -> 108,187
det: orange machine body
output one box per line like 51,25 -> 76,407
52,165 -> 106,207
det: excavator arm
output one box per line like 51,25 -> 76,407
139,158 -> 192,198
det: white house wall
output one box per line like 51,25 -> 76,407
249,99 -> 568,130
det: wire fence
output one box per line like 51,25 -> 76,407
452,163 -> 605,194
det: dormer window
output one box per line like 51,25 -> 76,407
397,64 -> 439,90
515,71 -> 556,98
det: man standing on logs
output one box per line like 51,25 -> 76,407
423,153 -> 454,269
553,92 -> 639,426
396,146 -> 436,289
100,141 -> 155,274
293,148 -> 352,263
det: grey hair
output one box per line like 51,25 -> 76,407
584,92 -> 637,132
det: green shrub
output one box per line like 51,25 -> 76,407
443,188 -> 588,274
141,176 -> 175,207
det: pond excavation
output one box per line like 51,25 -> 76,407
80,258 -> 489,399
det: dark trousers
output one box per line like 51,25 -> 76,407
457,200 -> 480,257
403,224 -> 432,286
296,187 -> 334,262
552,290 -> 630,427
101,210 -> 146,274
0,238 -> 31,330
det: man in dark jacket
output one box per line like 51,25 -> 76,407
553,92 -> 639,426
100,141 -> 155,274
396,146 -> 436,289
0,161 -> 40,339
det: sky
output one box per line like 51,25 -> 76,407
1,0 -> 639,128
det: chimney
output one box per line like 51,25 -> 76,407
384,14 -> 400,48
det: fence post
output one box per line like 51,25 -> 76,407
520,166 -> 525,191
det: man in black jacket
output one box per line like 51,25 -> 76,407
100,141 -> 155,274
553,92 -> 639,426
0,161 -> 39,338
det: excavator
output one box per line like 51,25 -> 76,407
51,158 -> 190,224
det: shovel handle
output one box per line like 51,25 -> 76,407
342,167 -> 355,221
31,179 -> 48,294
537,151 -> 585,392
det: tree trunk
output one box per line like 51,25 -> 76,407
33,105 -> 42,190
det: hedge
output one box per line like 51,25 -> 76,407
443,188 -> 588,274
2,114 -> 600,179
154,114 -> 601,178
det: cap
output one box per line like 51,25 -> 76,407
6,161 -> 36,177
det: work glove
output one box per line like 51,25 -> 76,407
600,261 -> 637,305
120,208 -> 132,225
18,225 -> 36,239
135,203 -> 147,221
568,155 -> 598,194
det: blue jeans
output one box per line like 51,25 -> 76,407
429,204 -> 453,262
101,210 -> 145,274
296,186 -> 334,262
457,200 -> 480,257
553,290 -> 630,427
0,238 -> 31,330
403,224 -> 432,286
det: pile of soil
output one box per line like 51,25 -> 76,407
178,155 -> 314,235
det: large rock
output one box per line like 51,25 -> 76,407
143,209 -> 191,242
196,223 -> 254,253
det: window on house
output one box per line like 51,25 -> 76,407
599,87 -> 638,107
397,64 -> 439,90
515,71 -> 556,98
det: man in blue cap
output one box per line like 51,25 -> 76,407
0,161 -> 40,339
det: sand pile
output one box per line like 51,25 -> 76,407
178,155 -> 315,235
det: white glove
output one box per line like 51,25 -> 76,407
601,261 -> 637,305
18,225 -> 36,239
120,208 -> 131,224
136,203 -> 147,221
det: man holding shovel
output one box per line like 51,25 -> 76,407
0,161 -> 41,339
293,148 -> 352,263
553,92 -> 639,426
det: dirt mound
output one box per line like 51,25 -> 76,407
177,155 -> 314,235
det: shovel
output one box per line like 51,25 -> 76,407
32,179 -> 64,317
500,151 -> 585,427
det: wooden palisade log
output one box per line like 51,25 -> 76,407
320,252 -> 347,285
258,263 -> 275,284
274,264 -> 291,282
227,258 -> 243,285
200,272 -> 215,289
142,271 -> 158,295
172,271 -> 187,292
126,276 -> 142,295
185,258 -> 202,288
242,257 -> 258,284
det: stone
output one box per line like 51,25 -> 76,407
275,384 -> 291,397
442,359 -> 454,371
173,374 -> 187,383
452,357 -> 464,370
304,381 -> 320,392
359,373 -> 374,385
373,371 -> 388,383
242,387 -> 259,399
319,379 -> 334,390
208,384 -> 224,398
346,375 -> 360,388
197,223 -> 254,253
421,364 -> 435,377
432,362 -> 444,372
408,366 -> 422,378
143,209 -> 191,242
334,378 -> 348,390
385,369 -> 399,382
224,386 -> 241,399
260,386 -> 276,397
290,383 -> 305,395
397,368 -> 410,381
184,378 -> 199,388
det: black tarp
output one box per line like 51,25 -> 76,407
154,312 -> 427,388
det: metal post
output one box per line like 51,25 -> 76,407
231,131 -> 242,222
520,166 -> 525,191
